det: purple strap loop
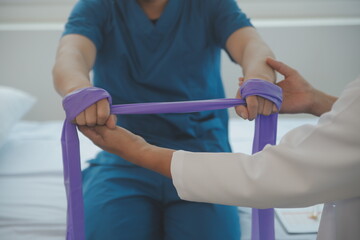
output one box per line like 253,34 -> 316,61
241,79 -> 282,111
61,79 -> 282,240
63,87 -> 112,121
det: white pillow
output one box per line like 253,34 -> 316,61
0,86 -> 36,147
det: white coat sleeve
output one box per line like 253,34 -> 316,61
171,78 -> 360,209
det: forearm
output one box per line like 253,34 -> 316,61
239,41 -> 276,82
89,125 -> 175,178
52,35 -> 96,97
135,145 -> 174,178
226,27 -> 276,82
53,48 -> 92,97
117,143 -> 174,178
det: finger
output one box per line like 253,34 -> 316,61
246,96 -> 258,120
75,112 -> 86,126
96,99 -> 111,125
257,97 -> 265,114
238,77 -> 245,86
262,100 -> 273,116
266,57 -> 297,78
78,125 -> 91,136
272,104 -> 278,113
106,114 -> 117,129
78,126 -> 98,141
84,104 -> 97,126
235,105 -> 248,120
82,125 -> 109,142
235,89 -> 248,119
236,88 -> 242,99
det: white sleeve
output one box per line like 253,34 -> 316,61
171,78 -> 360,209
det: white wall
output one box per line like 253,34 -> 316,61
0,27 -> 64,120
1,0 -> 359,120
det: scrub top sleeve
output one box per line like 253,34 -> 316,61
63,0 -> 111,50
211,0 -> 253,49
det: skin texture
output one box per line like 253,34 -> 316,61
79,58 -> 338,178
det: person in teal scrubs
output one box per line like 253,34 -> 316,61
53,0 -> 277,239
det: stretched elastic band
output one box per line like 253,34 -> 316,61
61,79 -> 282,240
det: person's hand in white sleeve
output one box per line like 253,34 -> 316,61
266,57 -> 337,116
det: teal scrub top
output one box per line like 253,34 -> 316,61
63,0 -> 253,165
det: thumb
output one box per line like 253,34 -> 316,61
106,114 -> 117,129
78,125 -> 106,143
266,57 -> 296,78
78,125 -> 98,139
79,126 -> 115,149
238,77 -> 245,87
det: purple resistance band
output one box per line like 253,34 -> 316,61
61,79 -> 282,240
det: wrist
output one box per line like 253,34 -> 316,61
244,76 -> 276,84
64,83 -> 92,96
309,89 -> 337,116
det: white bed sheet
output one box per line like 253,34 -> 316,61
0,117 -> 318,240
0,121 -> 100,240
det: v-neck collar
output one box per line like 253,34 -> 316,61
128,0 -> 182,36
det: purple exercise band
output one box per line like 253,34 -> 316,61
61,79 -> 282,240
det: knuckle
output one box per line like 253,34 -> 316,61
77,121 -> 85,126
87,119 -> 97,126
97,111 -> 107,119
97,113 -> 108,124
235,105 -> 245,111
76,117 -> 85,125
247,102 -> 258,110
263,110 -> 271,116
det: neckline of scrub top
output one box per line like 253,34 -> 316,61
128,0 -> 182,36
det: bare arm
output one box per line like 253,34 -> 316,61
78,125 -> 174,177
226,27 -> 277,120
53,34 -> 116,127
53,34 -> 95,96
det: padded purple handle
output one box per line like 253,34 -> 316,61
61,79 -> 282,240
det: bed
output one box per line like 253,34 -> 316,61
0,85 -> 319,240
